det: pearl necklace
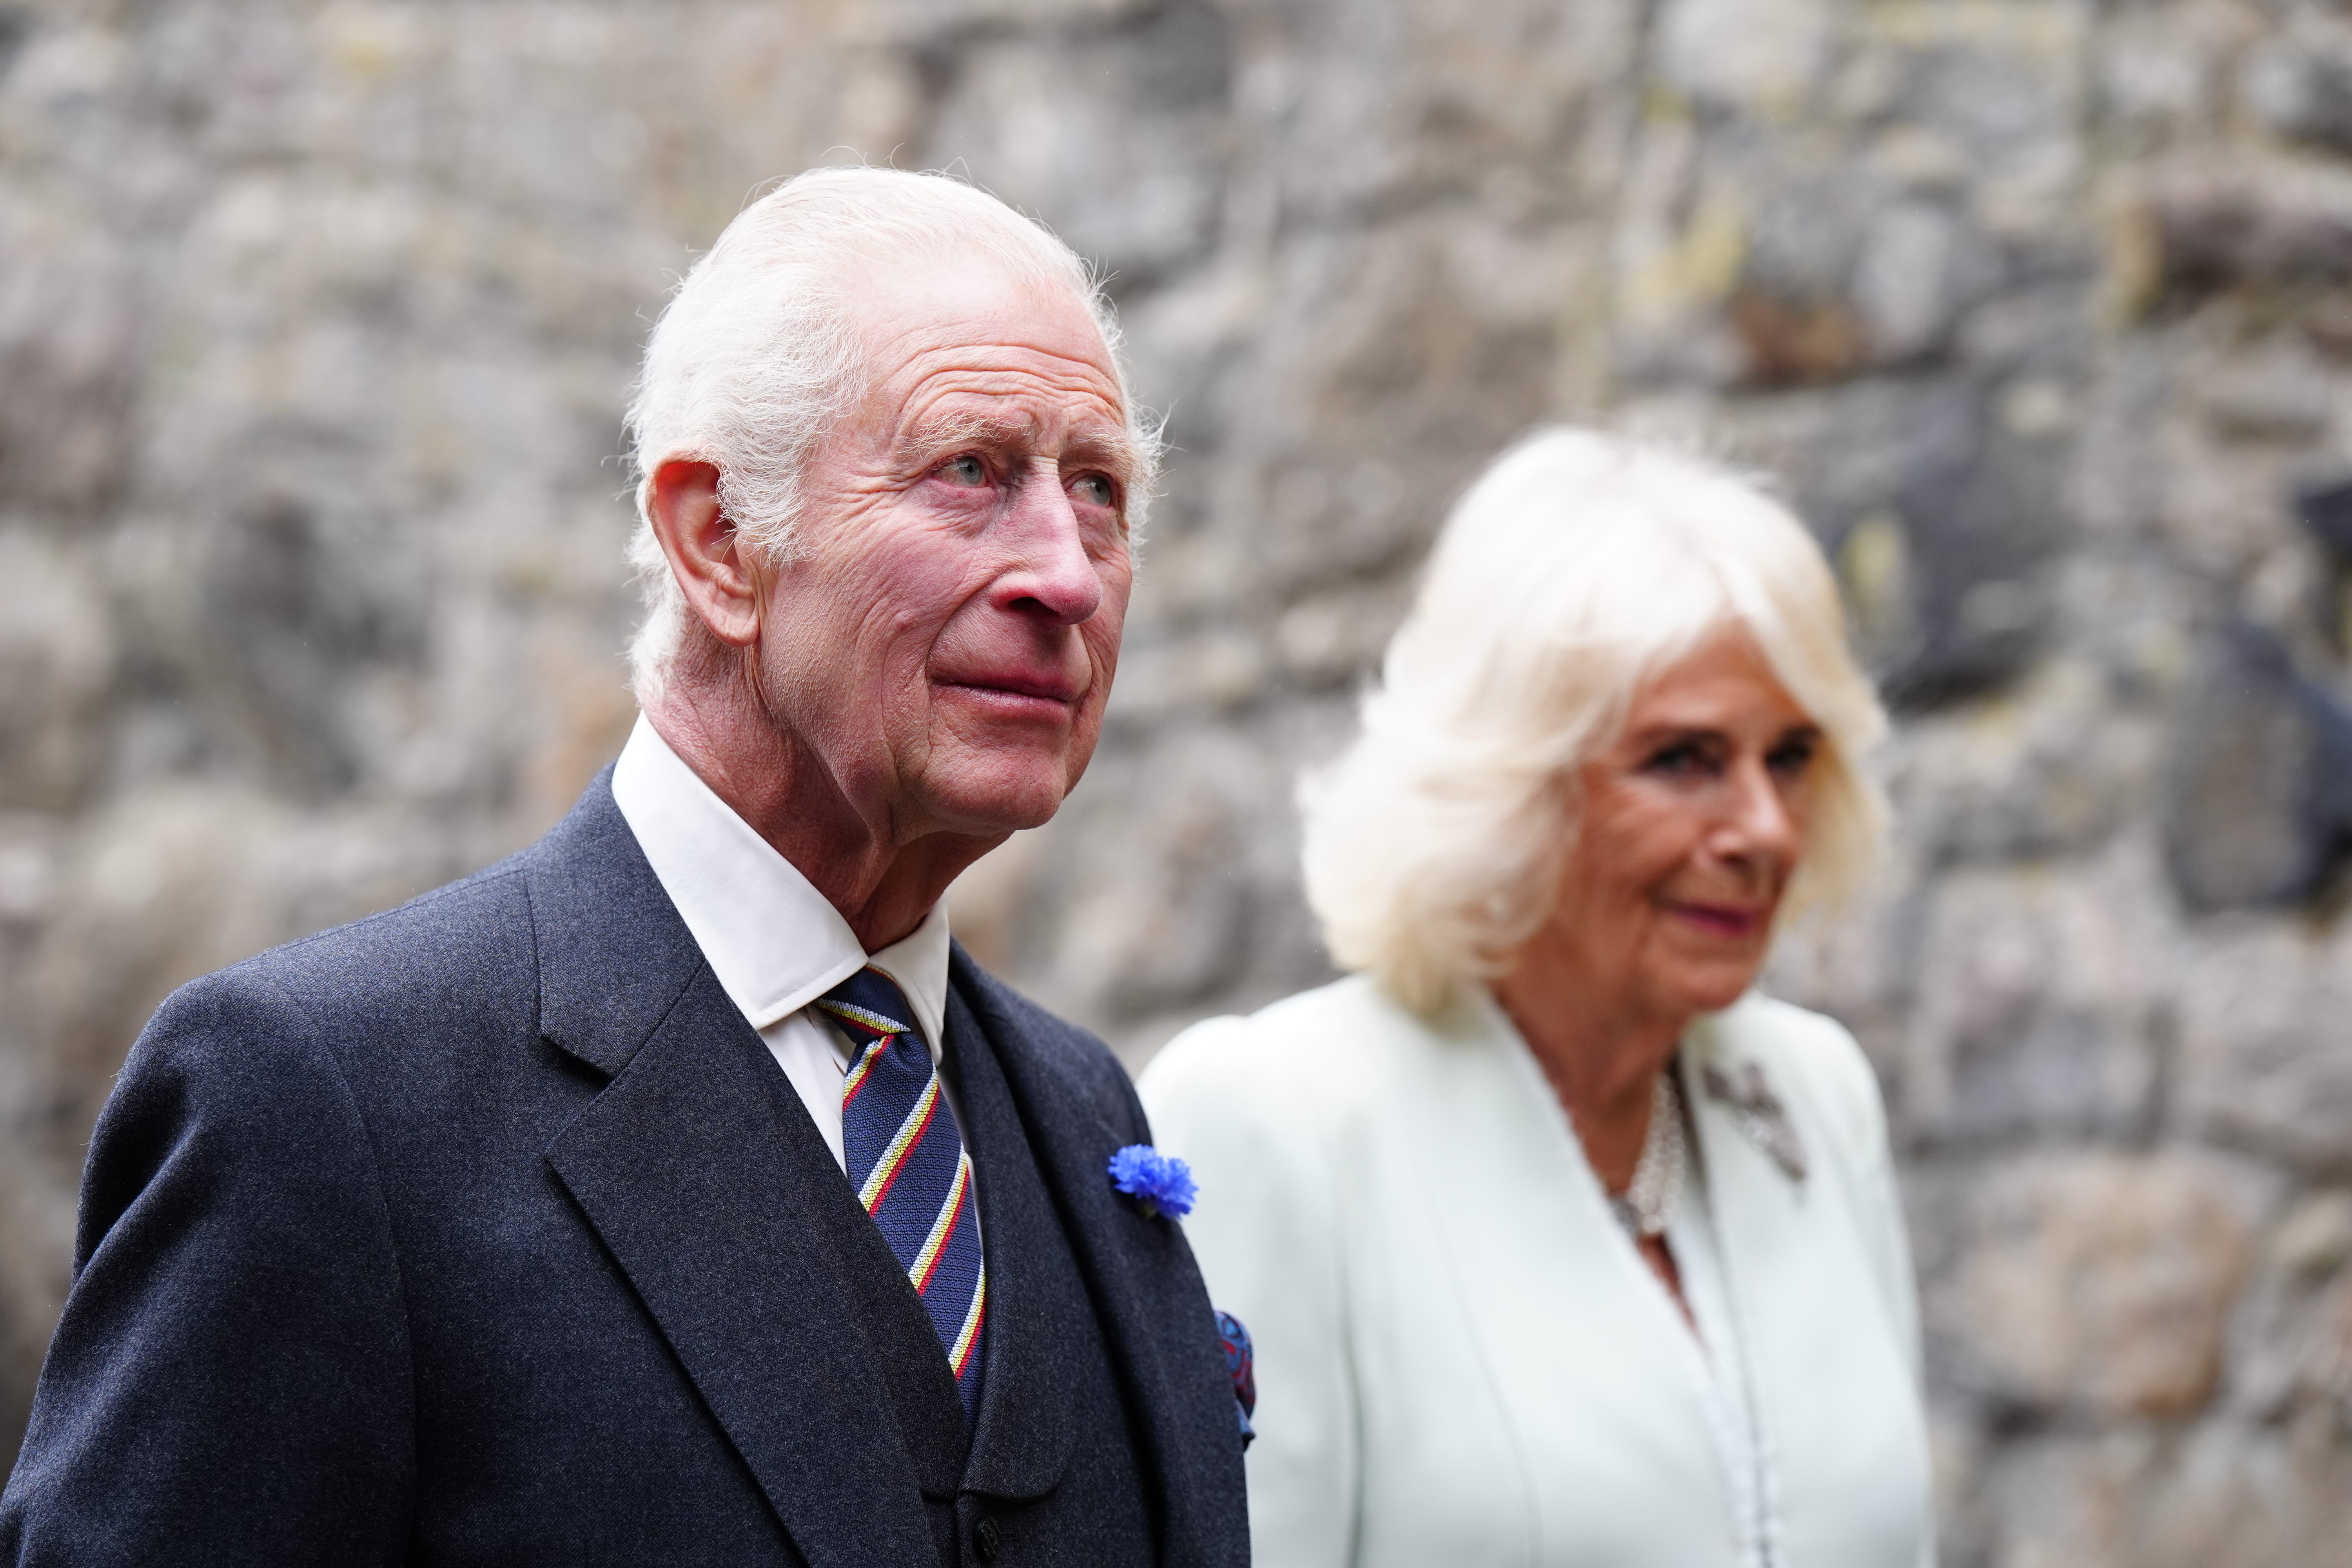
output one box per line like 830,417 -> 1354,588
1609,1069 -> 1687,1240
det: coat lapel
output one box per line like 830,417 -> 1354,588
949,947 -> 1248,1568
939,985 -> 1079,1502
524,769 -> 706,1079
526,778 -> 965,1568
1426,995 -> 1736,1546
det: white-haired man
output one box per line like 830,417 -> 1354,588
0,169 -> 1252,1568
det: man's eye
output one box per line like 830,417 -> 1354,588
940,454 -> 987,487
1072,474 -> 1115,508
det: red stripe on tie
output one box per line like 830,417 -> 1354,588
862,1090 -> 939,1215
840,1039 -> 887,1111
912,1178 -> 968,1297
953,1296 -> 986,1380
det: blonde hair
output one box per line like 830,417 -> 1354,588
1299,426 -> 1889,1013
622,167 -> 1156,702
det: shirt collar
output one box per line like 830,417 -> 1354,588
608,715 -> 952,1046
865,897 -> 952,1055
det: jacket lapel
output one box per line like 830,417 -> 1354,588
939,985 -> 1079,1502
524,769 -> 706,1079
949,947 -> 1248,1568
526,778 -> 965,1567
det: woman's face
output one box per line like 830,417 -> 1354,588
1530,628 -> 1823,1029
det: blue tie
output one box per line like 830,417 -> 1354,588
817,967 -> 986,1422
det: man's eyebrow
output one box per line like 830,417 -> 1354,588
1059,426 -> 1143,484
903,408 -> 1033,456
900,408 -> 1141,484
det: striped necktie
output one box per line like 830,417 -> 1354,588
816,967 -> 986,1423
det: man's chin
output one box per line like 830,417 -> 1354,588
918,759 -> 1083,837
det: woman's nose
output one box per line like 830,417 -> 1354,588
1715,755 -> 1801,865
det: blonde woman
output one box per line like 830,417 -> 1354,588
1139,429 -> 1934,1568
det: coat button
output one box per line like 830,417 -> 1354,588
973,1515 -> 1002,1561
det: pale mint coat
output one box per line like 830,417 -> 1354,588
1140,977 -> 1935,1568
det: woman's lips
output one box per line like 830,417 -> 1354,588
1665,901 -> 1768,937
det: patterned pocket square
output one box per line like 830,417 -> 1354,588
1215,1310 -> 1255,1449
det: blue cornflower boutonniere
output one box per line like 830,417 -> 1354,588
1108,1144 -> 1197,1219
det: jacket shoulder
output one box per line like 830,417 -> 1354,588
1139,973 -> 1432,1157
152,853 -> 539,1050
1148,972 -> 1423,1085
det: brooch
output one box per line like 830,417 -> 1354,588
1109,1144 -> 1198,1218
1699,1062 -> 1809,1183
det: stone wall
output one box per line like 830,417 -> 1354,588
5,0 -> 2352,1559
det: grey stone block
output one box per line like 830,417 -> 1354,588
2149,158 -> 2352,300
2177,920 -> 2352,1173
2160,622 -> 2352,911
1927,1149 -> 2268,1420
2241,15 -> 2352,157
1894,859 -> 2169,1149
1878,383 -> 2071,706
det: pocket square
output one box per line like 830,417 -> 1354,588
1215,1309 -> 1255,1449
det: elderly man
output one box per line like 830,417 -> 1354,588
0,169 -> 1249,1567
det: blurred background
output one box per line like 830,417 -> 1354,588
4,0 -> 2352,1558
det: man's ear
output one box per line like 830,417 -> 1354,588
646,459 -> 761,647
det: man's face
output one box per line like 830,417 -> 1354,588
752,255 -> 1138,843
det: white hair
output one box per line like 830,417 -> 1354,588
622,167 -> 1155,701
1299,426 -> 1890,1014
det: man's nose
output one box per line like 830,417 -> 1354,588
993,464 -> 1104,626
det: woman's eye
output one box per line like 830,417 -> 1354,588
1768,737 -> 1818,776
1643,743 -> 1706,777
1072,473 -> 1115,508
940,454 -> 987,487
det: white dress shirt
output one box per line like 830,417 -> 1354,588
608,716 -> 961,1177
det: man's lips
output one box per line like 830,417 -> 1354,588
1664,900 -> 1771,938
935,672 -> 1087,711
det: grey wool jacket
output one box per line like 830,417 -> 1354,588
0,773 -> 1250,1568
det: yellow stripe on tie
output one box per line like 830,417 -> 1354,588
909,1153 -> 972,1294
950,1262 -> 987,1377
840,1039 -> 887,1106
817,999 -> 905,1036
858,1076 -> 940,1212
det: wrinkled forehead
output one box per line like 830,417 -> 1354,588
839,250 -> 1134,451
843,246 -> 1122,394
